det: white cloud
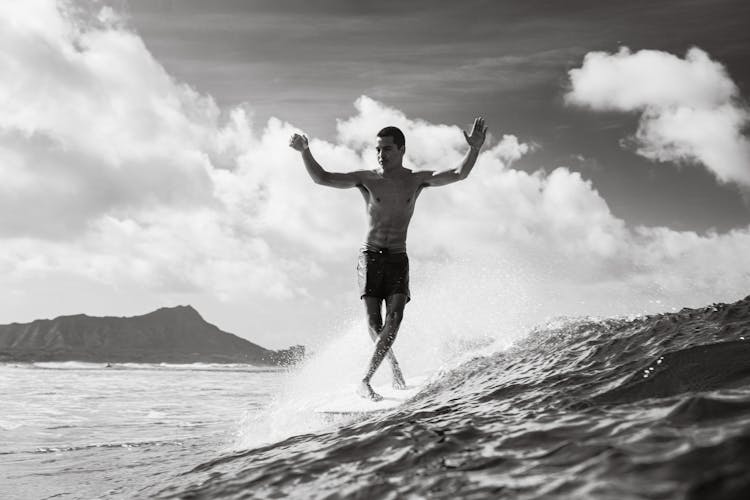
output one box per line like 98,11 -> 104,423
0,1 -> 307,298
0,0 -> 232,236
1,2 -> 749,329
566,47 -> 750,188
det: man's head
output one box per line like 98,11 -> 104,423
376,126 -> 405,170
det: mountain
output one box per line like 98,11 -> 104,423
0,305 -> 304,365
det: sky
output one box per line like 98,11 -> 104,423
1,0 -> 749,349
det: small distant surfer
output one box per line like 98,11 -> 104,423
290,118 -> 488,400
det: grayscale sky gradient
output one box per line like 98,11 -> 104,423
1,0 -> 749,348
127,0 -> 750,231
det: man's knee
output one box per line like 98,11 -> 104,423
385,309 -> 403,325
367,312 -> 382,330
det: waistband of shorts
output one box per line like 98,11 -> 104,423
360,242 -> 407,254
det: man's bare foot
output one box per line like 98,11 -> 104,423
357,380 -> 383,401
392,372 -> 407,390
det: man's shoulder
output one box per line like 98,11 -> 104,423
351,169 -> 381,183
358,168 -> 382,177
395,168 -> 434,187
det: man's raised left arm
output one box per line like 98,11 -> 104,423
422,116 -> 488,187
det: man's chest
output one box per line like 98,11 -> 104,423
361,177 -> 423,206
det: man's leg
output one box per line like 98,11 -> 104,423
363,296 -> 406,389
358,293 -> 408,400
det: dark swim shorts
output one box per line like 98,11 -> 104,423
357,248 -> 410,302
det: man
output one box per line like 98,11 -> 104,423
289,117 -> 488,400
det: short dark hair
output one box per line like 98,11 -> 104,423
377,126 -> 405,148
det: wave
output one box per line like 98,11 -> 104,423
32,438 -> 187,454
151,295 -> 750,499
28,361 -> 108,370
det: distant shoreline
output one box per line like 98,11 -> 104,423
0,305 -> 306,367
0,360 -> 286,372
0,351 -> 290,365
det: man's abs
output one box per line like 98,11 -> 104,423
363,215 -> 411,252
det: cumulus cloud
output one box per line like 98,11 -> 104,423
565,47 -> 750,188
0,0 -> 235,236
1,1 -> 749,325
0,0 -> 305,298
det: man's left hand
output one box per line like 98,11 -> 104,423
463,116 -> 488,151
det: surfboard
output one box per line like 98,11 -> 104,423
313,375 -> 428,415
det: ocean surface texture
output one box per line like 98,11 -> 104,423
4,296 -> 750,499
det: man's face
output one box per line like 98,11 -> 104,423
375,136 -> 404,169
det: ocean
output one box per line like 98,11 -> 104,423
0,363 -> 283,499
3,296 -> 750,499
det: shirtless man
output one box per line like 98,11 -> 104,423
289,118 -> 488,400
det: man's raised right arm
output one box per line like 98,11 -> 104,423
289,133 -> 362,189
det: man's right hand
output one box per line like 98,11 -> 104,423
289,133 -> 309,152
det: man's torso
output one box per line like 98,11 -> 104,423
355,168 -> 428,251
